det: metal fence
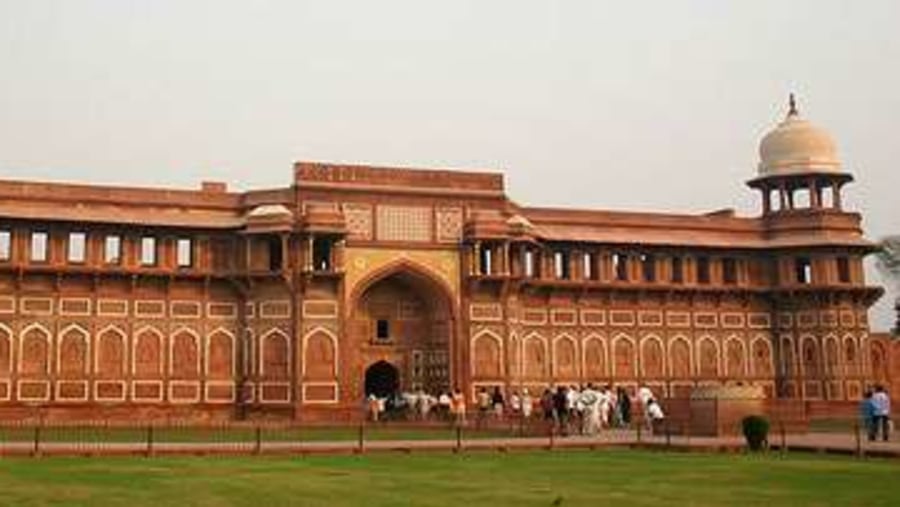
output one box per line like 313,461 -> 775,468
1,398 -> 895,458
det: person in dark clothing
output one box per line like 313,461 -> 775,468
541,389 -> 555,421
617,387 -> 632,426
553,386 -> 569,435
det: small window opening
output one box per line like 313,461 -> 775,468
641,253 -> 656,282
795,258 -> 812,284
479,246 -> 492,275
104,235 -> 121,265
67,232 -> 86,263
313,237 -> 332,271
697,256 -> 711,284
31,231 -> 48,263
554,251 -> 570,279
671,256 -> 684,284
524,250 -> 535,278
140,236 -> 157,266
583,252 -> 597,281
723,257 -> 738,285
0,230 -> 12,261
375,319 -> 390,341
837,257 -> 851,283
176,238 -> 192,268
267,236 -> 283,271
613,253 -> 628,281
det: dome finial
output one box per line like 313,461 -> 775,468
788,93 -> 798,117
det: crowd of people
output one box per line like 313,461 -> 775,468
365,384 -> 667,435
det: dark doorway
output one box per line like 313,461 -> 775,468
365,361 -> 399,398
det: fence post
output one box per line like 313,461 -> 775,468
455,424 -> 462,453
548,422 -> 555,450
854,419 -> 862,458
254,425 -> 262,455
146,425 -> 154,457
358,423 -> 365,454
636,416 -> 642,444
32,423 -> 41,457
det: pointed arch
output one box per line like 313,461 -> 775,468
696,335 -> 720,378
347,258 -> 458,321
800,334 -> 821,378
823,334 -> 840,377
780,335 -> 796,377
260,327 -> 290,379
522,332 -> 547,379
95,324 -> 127,378
0,322 -> 12,375
611,333 -> 636,379
843,334 -> 858,376
471,329 -> 503,379
303,326 -> 338,380
582,333 -> 608,380
750,335 -> 773,377
133,326 -> 164,377
639,334 -> 665,379
724,335 -> 747,378
508,332 -> 521,379
19,323 -> 51,376
169,326 -> 201,378
552,333 -> 578,379
206,327 -> 236,378
668,335 -> 692,379
57,323 -> 90,376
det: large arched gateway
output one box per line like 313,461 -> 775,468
350,263 -> 456,398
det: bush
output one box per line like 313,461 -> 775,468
742,415 -> 770,451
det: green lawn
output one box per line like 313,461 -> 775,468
0,450 -> 896,507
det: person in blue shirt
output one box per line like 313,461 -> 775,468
860,390 -> 877,441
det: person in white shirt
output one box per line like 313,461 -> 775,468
521,389 -> 534,419
872,384 -> 892,441
578,384 -> 601,435
599,386 -> 612,428
510,391 -> 521,415
646,398 -> 665,434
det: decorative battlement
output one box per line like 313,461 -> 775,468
294,161 -> 504,192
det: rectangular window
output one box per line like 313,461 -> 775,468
479,246 -> 492,275
795,257 -> 812,284
837,257 -> 851,283
0,230 -> 10,261
104,235 -> 121,264
267,236 -> 283,271
30,231 -> 48,262
67,232 -> 86,263
697,256 -> 711,284
140,236 -> 157,266
583,252 -> 596,280
176,238 -> 192,268
312,238 -> 331,271
376,319 -> 390,340
723,257 -> 738,285
671,256 -> 684,284
554,251 -> 570,279
524,250 -> 535,278
614,253 -> 628,281
641,253 -> 656,282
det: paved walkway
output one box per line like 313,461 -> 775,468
3,431 -> 899,457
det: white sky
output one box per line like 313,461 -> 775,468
1,1 -> 898,330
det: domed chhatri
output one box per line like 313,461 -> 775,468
757,94 -> 842,177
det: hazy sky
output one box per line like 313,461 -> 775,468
1,1 -> 898,330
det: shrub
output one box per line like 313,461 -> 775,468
742,415 -> 770,451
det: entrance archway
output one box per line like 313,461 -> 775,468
351,263 -> 455,395
365,361 -> 399,398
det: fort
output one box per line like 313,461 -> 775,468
0,99 -> 895,421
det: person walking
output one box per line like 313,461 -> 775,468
872,384 -> 892,441
617,387 -> 632,427
861,390 -> 877,441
